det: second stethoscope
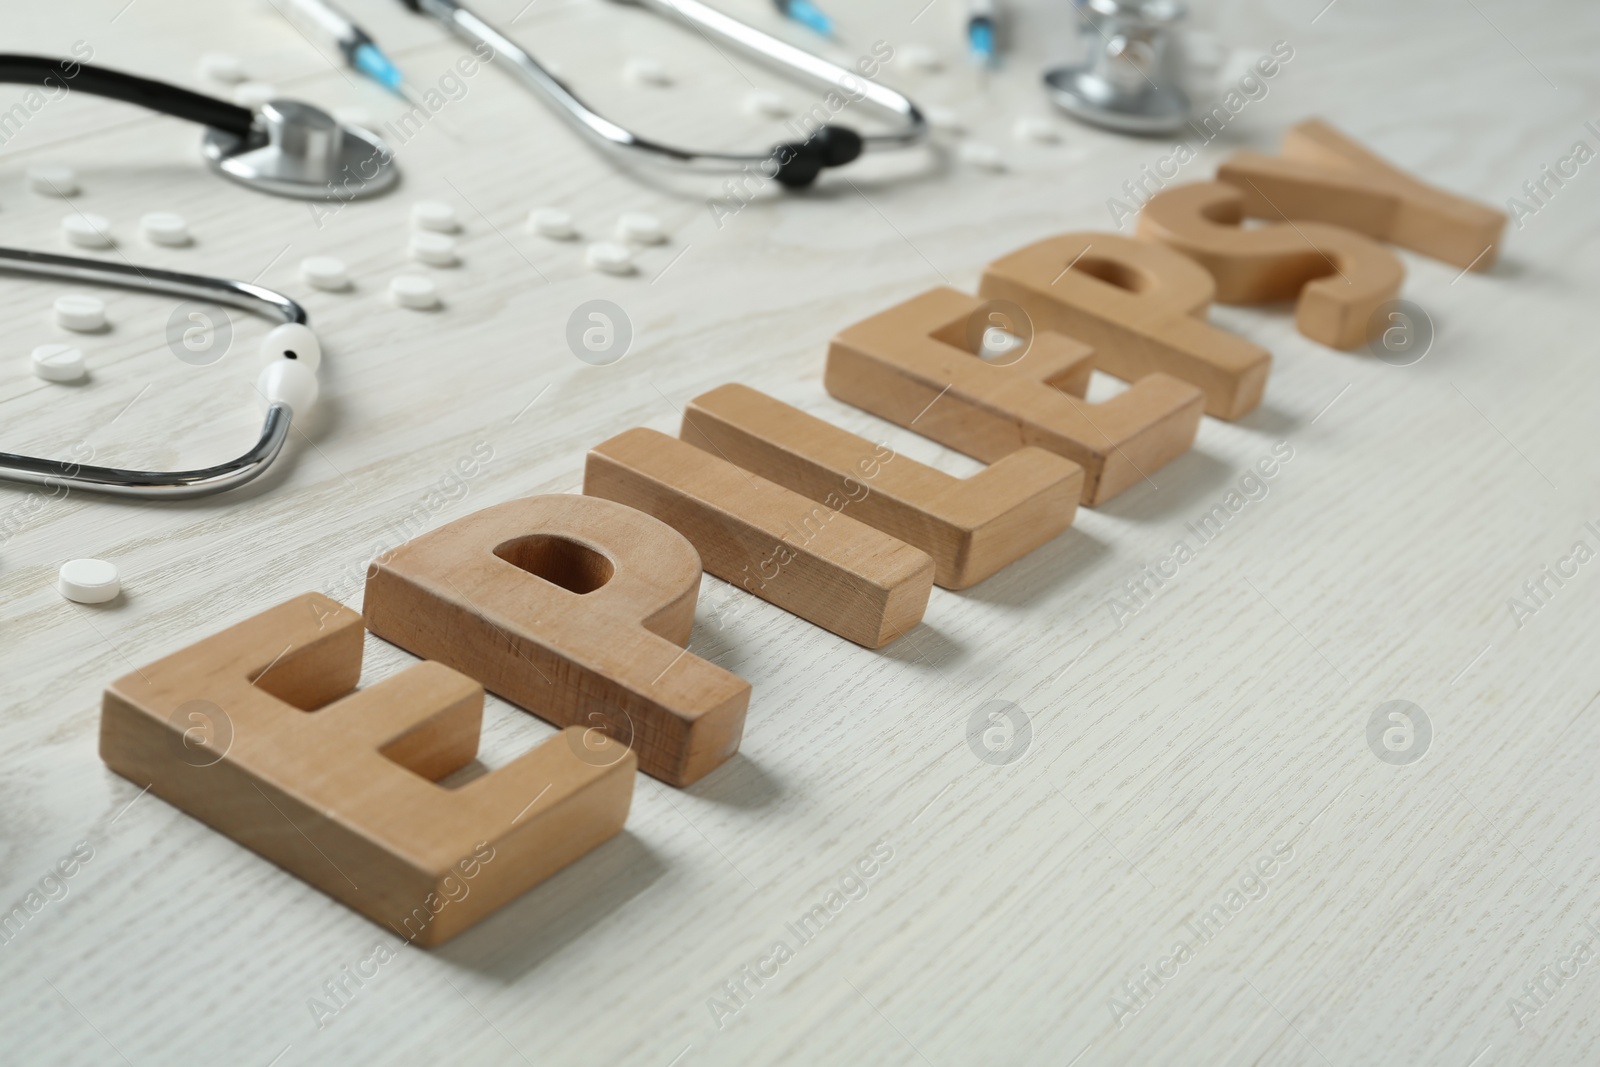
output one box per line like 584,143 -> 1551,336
0,249 -> 323,500
398,0 -> 929,187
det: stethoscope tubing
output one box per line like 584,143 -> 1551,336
0,54 -> 254,139
0,247 -> 307,327
407,0 -> 926,174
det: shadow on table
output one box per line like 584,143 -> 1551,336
876,618 -> 963,677
1232,397 -> 1300,439
437,830 -> 664,981
687,752 -> 783,812
957,524 -> 1110,609
1093,446 -> 1237,524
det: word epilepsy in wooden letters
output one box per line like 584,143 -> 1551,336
100,119 -> 1505,945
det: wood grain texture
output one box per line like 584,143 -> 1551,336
585,426 -> 935,647
825,287 -> 1205,505
681,383 -> 1081,589
1136,181 -> 1406,350
1218,118 -> 1509,270
3,1 -> 1599,1065
100,593 -> 634,946
364,494 -> 749,786
979,231 -> 1272,420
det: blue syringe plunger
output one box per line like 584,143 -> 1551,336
780,0 -> 834,38
968,20 -> 997,65
352,41 -> 406,94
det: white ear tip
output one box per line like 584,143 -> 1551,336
259,322 -> 322,373
257,359 -> 319,415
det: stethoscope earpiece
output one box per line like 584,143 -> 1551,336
259,323 -> 323,373
771,126 -> 865,189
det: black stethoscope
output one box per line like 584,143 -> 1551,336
0,53 -> 398,200
0,55 -> 373,499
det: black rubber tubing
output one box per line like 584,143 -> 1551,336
0,54 -> 256,138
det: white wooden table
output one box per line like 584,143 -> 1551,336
2,1 -> 1597,1063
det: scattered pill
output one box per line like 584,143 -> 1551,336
31,344 -> 85,383
27,165 -> 77,197
198,52 -> 248,84
61,213 -> 112,249
58,558 -> 121,605
623,58 -> 672,87
958,141 -> 1005,171
585,242 -> 636,276
1012,117 -> 1061,144
979,328 -> 1025,361
1219,46 -> 1270,95
743,90 -> 790,118
232,82 -> 276,109
140,211 -> 191,247
527,207 -> 577,240
900,45 -> 943,73
925,106 -> 964,134
410,231 -> 459,266
300,256 -> 350,291
1183,31 -> 1226,83
54,294 -> 106,332
389,274 -> 440,310
615,212 -> 667,245
411,200 -> 459,233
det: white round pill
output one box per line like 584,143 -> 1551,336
28,165 -> 77,197
1012,117 -> 1061,144
615,212 -> 667,245
259,322 -> 322,372
54,294 -> 106,332
901,45 -> 943,73
527,207 -> 577,240
585,242 -> 635,276
925,106 -> 964,135
410,231 -> 459,266
140,211 -> 190,247
980,328 -> 1025,361
62,213 -> 112,249
389,274 -> 440,309
623,58 -> 672,87
31,344 -> 85,383
232,82 -> 276,109
958,141 -> 1005,171
300,256 -> 350,291
198,52 -> 247,84
743,90 -> 790,118
59,559 -> 121,605
411,200 -> 459,233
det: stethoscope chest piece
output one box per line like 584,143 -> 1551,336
1045,0 -> 1190,136
202,99 -> 397,200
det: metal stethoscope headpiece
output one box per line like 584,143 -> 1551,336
1045,0 -> 1191,136
0,248 -> 322,500
399,0 -> 929,187
0,54 -> 397,200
